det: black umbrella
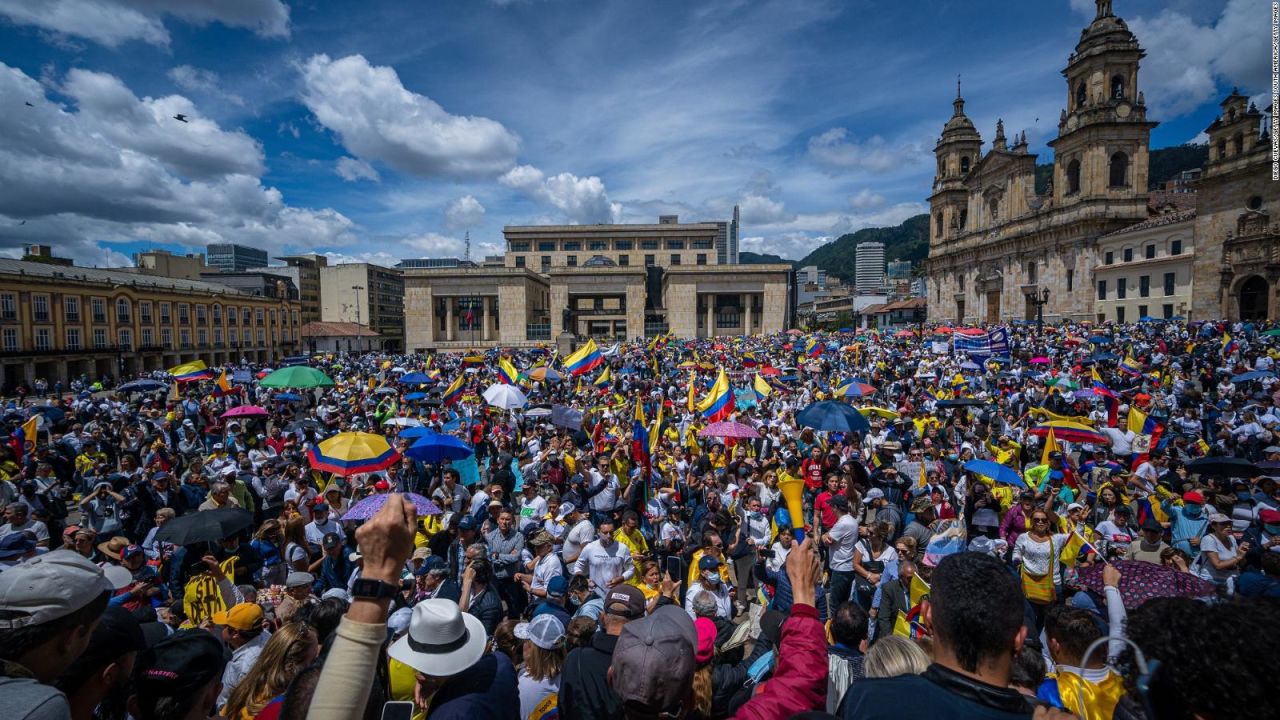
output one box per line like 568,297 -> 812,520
285,419 -> 323,432
936,399 -> 987,408
1186,456 -> 1261,479
154,508 -> 254,545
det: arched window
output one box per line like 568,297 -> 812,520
960,155 -> 970,173
958,208 -> 968,230
1111,75 -> 1125,99
1234,133 -> 1245,155
1075,82 -> 1087,109
1067,159 -> 1081,195
1109,151 -> 1128,187
935,212 -> 944,238
1217,140 -> 1227,160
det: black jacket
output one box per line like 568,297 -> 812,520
558,631 -> 621,720
874,577 -> 910,644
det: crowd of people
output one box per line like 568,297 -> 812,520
2,319 -> 1279,720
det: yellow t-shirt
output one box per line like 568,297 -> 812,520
614,528 -> 649,585
388,657 -> 427,720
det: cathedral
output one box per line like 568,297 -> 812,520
926,0 -> 1278,324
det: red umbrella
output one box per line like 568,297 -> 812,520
1029,356 -> 1051,364
1076,560 -> 1215,610
221,405 -> 268,418
955,327 -> 986,336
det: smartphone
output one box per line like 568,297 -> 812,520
380,701 -> 414,720
664,556 -> 682,582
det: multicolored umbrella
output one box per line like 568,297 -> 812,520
341,492 -> 442,520
221,405 -> 268,418
1076,560 -> 1215,610
1027,422 -> 1109,444
259,366 -> 335,389
527,366 -> 564,382
307,431 -> 400,476
698,421 -> 760,439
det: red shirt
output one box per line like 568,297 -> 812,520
802,459 -> 824,490
814,491 -> 838,529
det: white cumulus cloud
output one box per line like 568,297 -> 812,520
849,189 -> 887,210
335,156 -> 380,183
807,127 -> 928,174
500,164 -> 621,224
300,54 -> 521,179
444,195 -> 486,230
0,0 -> 289,47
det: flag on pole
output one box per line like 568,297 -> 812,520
696,368 -> 735,422
167,360 -> 212,382
10,416 -> 37,461
594,366 -> 612,387
564,339 -> 604,376
497,357 -> 520,385
441,375 -> 464,406
687,373 -> 696,412
214,369 -> 233,396
753,373 -> 772,403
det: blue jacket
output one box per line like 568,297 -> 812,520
425,650 -> 519,720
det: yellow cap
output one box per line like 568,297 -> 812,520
210,602 -> 263,631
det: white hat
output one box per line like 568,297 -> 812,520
0,550 -> 114,629
555,502 -> 576,522
388,599 -> 487,676
514,613 -> 565,650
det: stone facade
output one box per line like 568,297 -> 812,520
663,265 -> 792,338
402,267 -> 550,352
927,1 -> 1155,325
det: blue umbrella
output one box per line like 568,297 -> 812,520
397,426 -> 434,440
1231,370 -> 1275,383
117,379 -> 166,392
962,459 -> 1027,489
399,372 -> 432,385
274,392 -> 303,402
403,392 -> 428,401
1091,352 -> 1120,362
405,432 -> 475,464
1088,336 -> 1112,344
30,406 -> 65,424
796,401 -> 871,433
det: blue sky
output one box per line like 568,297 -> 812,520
0,0 -> 1267,267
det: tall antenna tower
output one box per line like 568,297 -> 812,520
464,231 -> 471,263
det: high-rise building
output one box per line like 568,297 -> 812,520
319,263 -> 404,351
715,205 -> 740,264
855,242 -> 886,294
206,244 -> 268,273
273,254 -> 329,325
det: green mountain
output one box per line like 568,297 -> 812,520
796,214 -> 930,283
739,250 -> 791,264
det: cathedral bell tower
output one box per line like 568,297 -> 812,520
929,79 -> 982,244
1048,0 -> 1157,206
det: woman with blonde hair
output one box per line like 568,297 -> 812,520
863,635 -> 930,678
283,515 -> 310,573
221,621 -> 320,720
516,614 -> 566,720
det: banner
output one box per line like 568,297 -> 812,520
953,328 -> 1010,359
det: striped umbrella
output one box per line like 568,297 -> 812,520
307,432 -> 401,476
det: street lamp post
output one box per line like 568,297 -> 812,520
351,285 -> 365,326
1024,287 -> 1050,336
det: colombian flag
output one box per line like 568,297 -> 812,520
804,337 -> 823,358
753,373 -> 772,402
697,368 -> 735,422
441,375 -> 464,406
1222,333 -> 1237,356
594,366 -> 612,387
214,369 -> 233,396
1119,356 -> 1143,376
632,399 -> 650,470
564,338 -> 604,376
168,360 -> 212,382
10,416 -> 37,461
497,357 -> 520,385
461,354 -> 486,368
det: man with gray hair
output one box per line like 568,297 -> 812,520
197,482 -> 239,511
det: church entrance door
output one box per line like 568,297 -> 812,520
1238,275 -> 1269,320
985,291 -> 1001,324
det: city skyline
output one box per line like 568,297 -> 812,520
0,0 -> 1265,269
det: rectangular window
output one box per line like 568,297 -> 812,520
1026,263 -> 1037,284
537,242 -> 556,252
255,308 -> 264,325
644,254 -> 655,267
140,301 -> 152,324
667,240 -> 685,250
93,328 -> 108,349
211,305 -> 221,323
618,255 -> 629,266
567,255 -> 577,267
1117,278 -> 1127,299
1097,280 -> 1107,300
242,309 -> 250,325
1,328 -> 17,352
242,329 -> 251,344
670,254 -> 681,265
1171,239 -> 1182,255
227,306 -> 237,325
141,328 -> 153,347
510,242 -> 530,252
616,240 -> 633,250
1164,272 -> 1175,296
1116,306 -> 1126,323
178,304 -> 189,323
1139,275 -> 1150,297
0,293 -> 15,321
65,327 -> 81,350
160,328 -> 171,348
213,328 -> 222,346
692,239 -> 714,249
1105,251 -> 1114,265
1123,248 -> 1133,263
292,311 -> 299,326
34,327 -> 51,351
32,294 -> 49,322
1066,269 -> 1074,292
117,328 -> 132,350
563,241 -> 581,251
1138,305 -> 1148,319
159,302 -> 171,323
197,329 -> 207,346
541,256 -> 551,271
1145,244 -> 1156,259
514,256 -> 526,268
641,240 -> 659,250
589,241 -> 608,251
180,329 -> 191,348
196,305 -> 207,323
696,254 -> 707,265
63,296 -> 80,322
1163,303 -> 1174,319
115,299 -> 130,323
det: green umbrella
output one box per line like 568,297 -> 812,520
1262,329 -> 1280,337
1045,376 -> 1080,391
259,366 -> 335,389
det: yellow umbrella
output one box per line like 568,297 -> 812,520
859,407 -> 900,420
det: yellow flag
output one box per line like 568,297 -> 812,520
687,373 -> 696,412
918,460 -> 928,488
893,611 -> 912,638
909,574 -> 931,607
1041,428 -> 1060,466
1127,406 -> 1149,435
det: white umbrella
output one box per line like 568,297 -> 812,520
483,383 -> 528,410
382,417 -> 423,427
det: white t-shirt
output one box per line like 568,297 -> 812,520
531,551 -> 562,593
828,514 -> 859,571
1197,534 -> 1239,584
562,519 -> 596,561
517,495 -> 548,531
517,669 -> 560,720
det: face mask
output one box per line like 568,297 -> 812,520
702,570 -> 720,585
1237,491 -> 1252,501
749,511 -> 762,521
1184,503 -> 1202,518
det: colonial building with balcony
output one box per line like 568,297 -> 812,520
0,257 -> 301,393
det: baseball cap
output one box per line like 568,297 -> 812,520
1183,491 -> 1205,504
555,502 -> 576,522
514,614 -> 566,650
0,532 -> 36,560
1208,513 -> 1231,524
286,571 -> 314,589
0,550 -> 113,629
611,605 -> 698,716
697,555 -> 721,571
545,575 -> 568,600
1140,516 -> 1164,532
458,515 -> 478,531
122,544 -> 144,559
910,496 -> 932,514
412,547 -> 431,561
528,531 -> 553,547
604,585 -> 646,619
829,495 -> 850,511
321,532 -> 342,550
864,488 -> 885,501
313,502 -> 330,513
133,631 -> 227,717
1066,502 -> 1084,513
414,556 -> 447,577
210,602 -> 264,631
